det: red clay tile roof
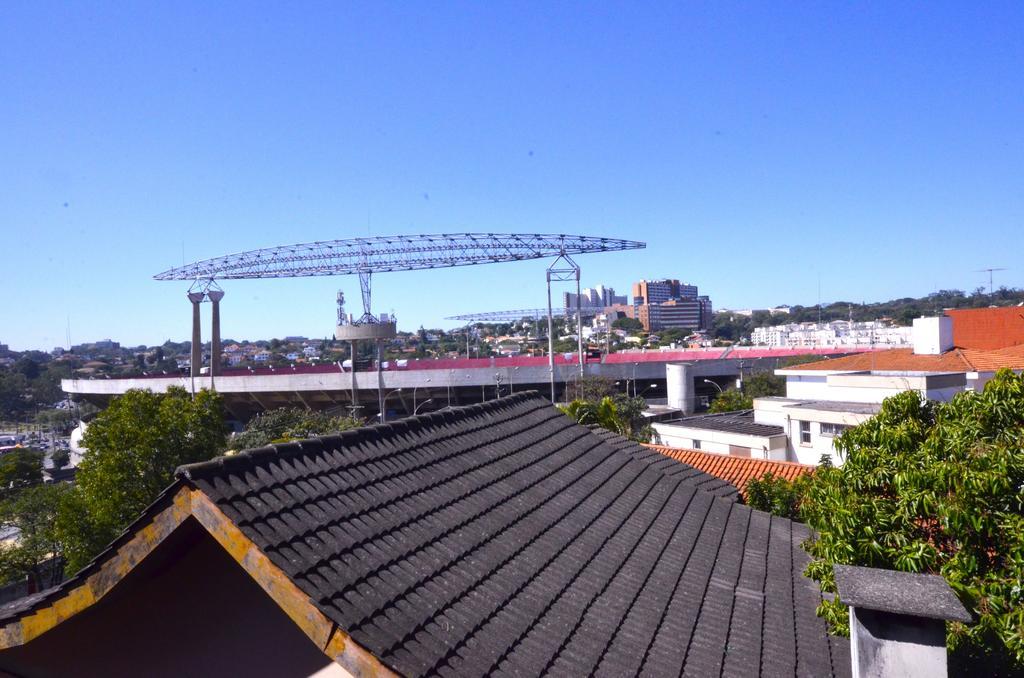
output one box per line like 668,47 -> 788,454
644,444 -> 815,499
785,346 -> 1024,373
946,306 -> 1024,350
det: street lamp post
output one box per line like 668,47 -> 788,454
413,379 -> 431,414
632,363 -> 639,398
414,398 -> 433,415
703,379 -> 724,394
379,388 -> 402,423
636,383 -> 659,400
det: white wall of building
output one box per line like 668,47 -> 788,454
778,372 -> 968,404
911,316 -> 954,354
753,399 -> 874,465
651,422 -> 788,460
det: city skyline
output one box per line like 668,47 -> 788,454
3,2 -> 1022,351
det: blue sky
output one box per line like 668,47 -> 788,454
2,2 -> 1021,351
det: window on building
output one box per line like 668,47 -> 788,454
692,439 -> 701,449
799,420 -> 811,444
819,422 -> 849,437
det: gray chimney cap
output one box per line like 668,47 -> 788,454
834,565 -> 972,623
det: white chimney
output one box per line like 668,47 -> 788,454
834,565 -> 971,678
912,316 -> 953,355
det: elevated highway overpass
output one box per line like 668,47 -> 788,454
63,347 -> 866,422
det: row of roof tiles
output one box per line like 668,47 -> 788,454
0,393 -> 849,677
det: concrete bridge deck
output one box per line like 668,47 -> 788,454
63,347 -> 866,421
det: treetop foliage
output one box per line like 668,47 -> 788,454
56,387 -> 227,573
707,389 -> 752,413
230,408 -> 361,450
559,394 -> 653,443
0,484 -> 69,591
0,449 -> 44,499
800,369 -> 1024,670
744,472 -> 812,520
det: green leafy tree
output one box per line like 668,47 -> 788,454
707,388 -> 753,413
231,408 -> 361,450
0,449 -> 44,498
741,371 -> 785,398
35,408 -> 75,434
559,394 -> 653,443
565,376 -> 617,402
51,448 -> 71,469
611,317 -> 643,332
56,387 -> 227,574
0,370 -> 30,420
0,484 -> 69,589
560,397 -> 627,435
744,472 -> 811,520
801,370 -> 1024,671
12,358 -> 41,381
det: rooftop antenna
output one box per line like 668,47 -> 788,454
975,267 -> 1006,296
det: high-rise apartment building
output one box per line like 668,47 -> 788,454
630,279 -> 712,332
562,284 -> 627,309
631,279 -> 698,305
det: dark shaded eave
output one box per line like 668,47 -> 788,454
0,478 -> 187,628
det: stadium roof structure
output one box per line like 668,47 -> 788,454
446,307 -> 603,322
153,233 -> 645,281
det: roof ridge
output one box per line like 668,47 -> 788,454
176,391 -> 544,481
953,347 -> 977,371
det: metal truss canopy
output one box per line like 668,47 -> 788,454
446,307 -> 602,322
153,233 -> 645,280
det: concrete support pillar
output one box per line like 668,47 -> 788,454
546,277 -> 555,403
376,340 -> 385,420
350,340 -> 358,409
666,363 -> 694,415
187,292 -> 205,391
207,290 -> 224,382
576,272 -> 584,378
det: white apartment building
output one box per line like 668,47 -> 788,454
563,284 -> 627,309
753,315 -> 1024,465
657,313 -> 1024,467
751,320 -> 913,349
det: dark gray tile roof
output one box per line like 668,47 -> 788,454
177,393 -> 848,677
587,426 -> 740,501
662,410 -> 786,438
834,565 -> 971,623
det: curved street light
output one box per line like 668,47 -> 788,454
636,382 -> 660,399
379,388 -> 402,423
702,379 -> 724,394
413,379 -> 431,413
414,398 -> 434,415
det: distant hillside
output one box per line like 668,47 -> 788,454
712,287 -> 1024,342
